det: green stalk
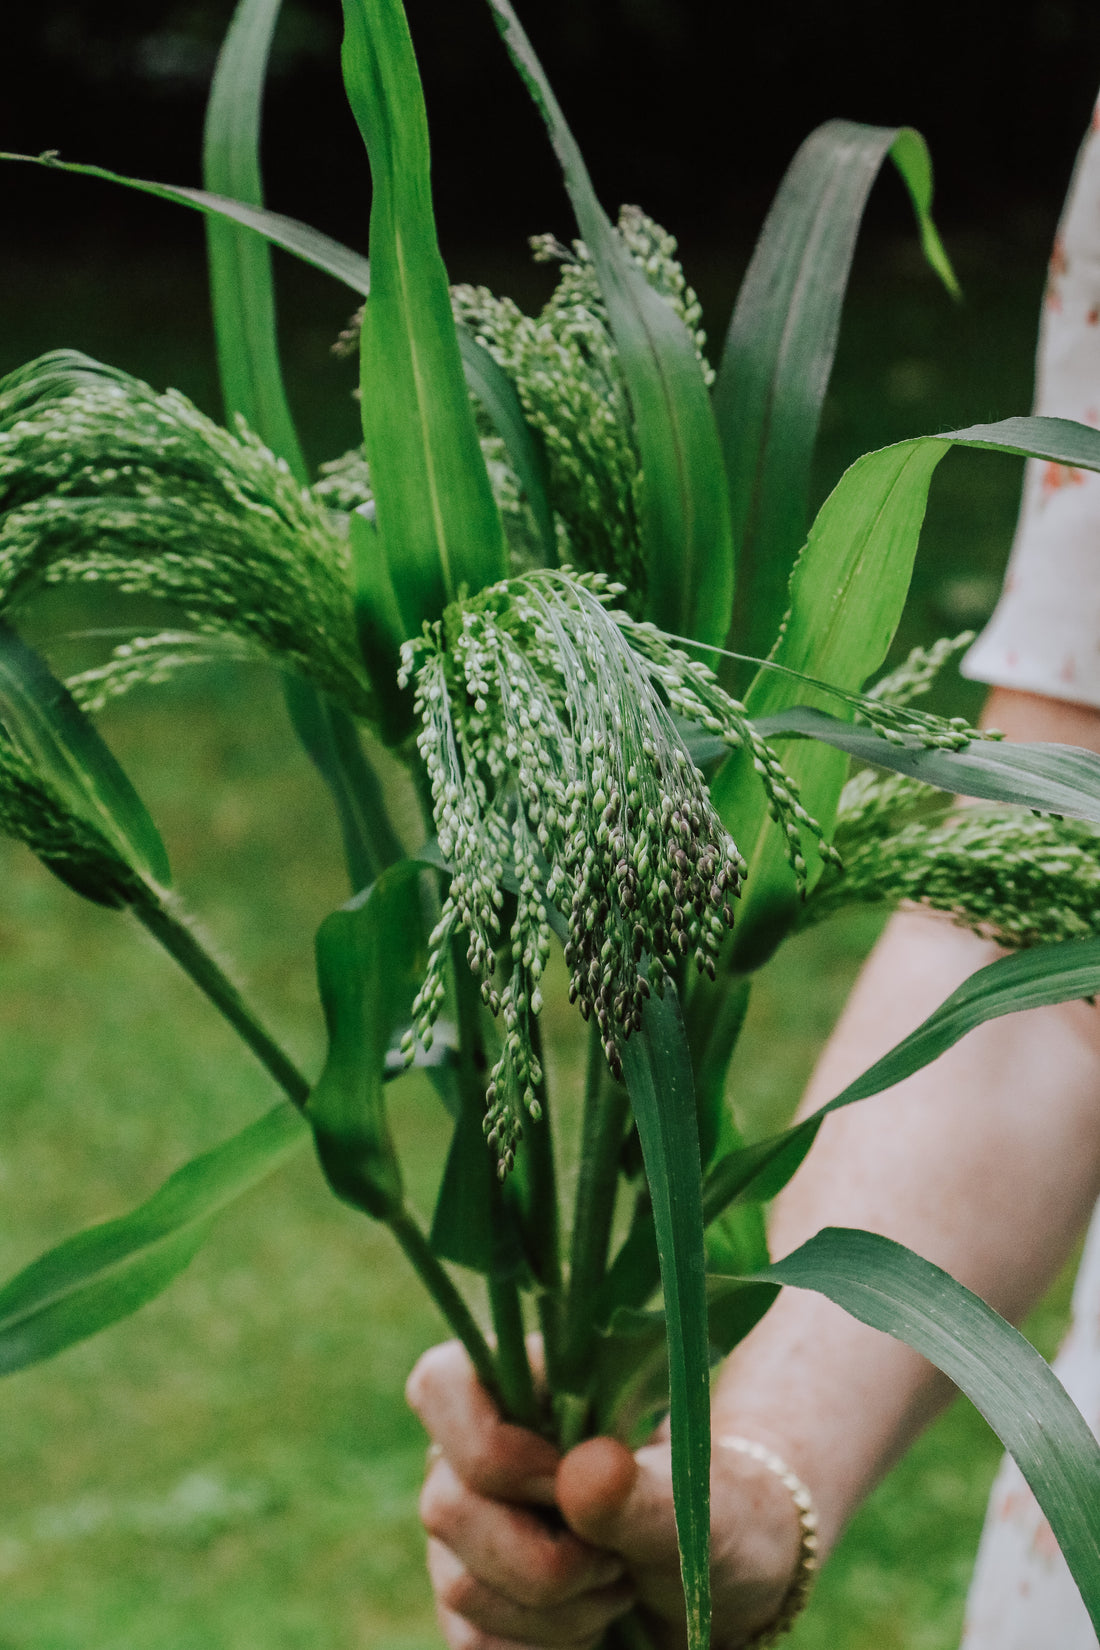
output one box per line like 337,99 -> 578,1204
449,937 -> 540,1426
135,896 -> 311,1108
139,895 -> 502,1402
389,1208 -> 502,1404
559,1019 -> 630,1416
523,1014 -> 564,1388
487,1273 -> 539,1429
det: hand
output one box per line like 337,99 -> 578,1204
406,1340 -> 804,1650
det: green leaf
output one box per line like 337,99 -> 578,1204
282,675 -> 404,888
340,0 -> 508,644
203,0 -> 406,886
592,1275 -> 776,1445
704,937 -> 1100,1217
757,1229 -> 1100,1635
716,438 -> 947,969
455,325 -> 556,565
1,151 -> 376,290
0,1103 -> 306,1376
0,623 -> 170,888
620,982 -> 711,1650
202,0 -> 306,480
2,152 -> 542,536
307,859 -> 426,1218
485,0 -> 734,648
714,414 -> 1100,970
715,120 -> 957,691
757,706 -> 1100,823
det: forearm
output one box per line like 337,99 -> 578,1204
714,689 -> 1100,1555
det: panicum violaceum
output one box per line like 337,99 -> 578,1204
0,730 -> 146,909
865,632 -> 976,711
0,353 -> 371,716
399,569 -> 840,1170
451,208 -> 711,600
805,798 -> 1100,949
66,631 -> 261,714
845,633 -> 996,752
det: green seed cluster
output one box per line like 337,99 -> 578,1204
865,633 -> 976,712
625,620 -> 842,889
400,569 -> 749,1168
831,765 -> 939,853
806,802 -> 1100,948
0,732 -> 145,908
852,689 -> 992,752
0,353 -> 371,717
451,207 -> 712,601
67,631 -> 259,714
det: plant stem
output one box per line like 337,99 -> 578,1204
389,1207 -> 502,1404
449,936 -> 539,1426
487,1272 -> 539,1428
283,679 -> 404,893
559,1019 -> 630,1397
135,897 -> 311,1109
523,1014 -> 564,1387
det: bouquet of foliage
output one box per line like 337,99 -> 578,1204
3,2 -> 1100,1644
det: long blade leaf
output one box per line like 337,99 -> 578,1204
0,1103 -> 306,1375
757,706 -> 1100,822
704,937 -> 1100,1216
757,1229 -> 1100,1635
714,415 -> 1100,968
485,0 -> 734,648
307,859 -> 426,1218
203,0 -> 306,478
1,152 -> 541,529
340,0 -> 507,641
0,623 -> 170,888
0,151 -> 375,289
715,120 -> 957,689
202,0 -> 404,886
621,983 -> 711,1650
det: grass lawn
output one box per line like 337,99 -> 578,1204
0,224 -> 1080,1647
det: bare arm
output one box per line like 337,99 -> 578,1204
408,687 -> 1100,1650
717,687 -> 1100,1555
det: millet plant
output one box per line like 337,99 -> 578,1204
4,2 -> 1100,1645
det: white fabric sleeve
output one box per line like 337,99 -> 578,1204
961,96 -> 1100,709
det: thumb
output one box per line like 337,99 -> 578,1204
556,1437 -> 680,1572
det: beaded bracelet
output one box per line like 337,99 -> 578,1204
715,1435 -> 819,1648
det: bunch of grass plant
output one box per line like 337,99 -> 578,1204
3,2 -> 1100,1648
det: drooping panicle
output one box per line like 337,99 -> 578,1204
400,569 -> 832,1167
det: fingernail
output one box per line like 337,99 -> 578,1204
592,1556 -> 628,1588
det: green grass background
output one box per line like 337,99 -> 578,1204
0,221 -> 1081,1648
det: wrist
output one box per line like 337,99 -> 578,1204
713,1437 -> 817,1647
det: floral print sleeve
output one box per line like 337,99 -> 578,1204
959,1203 -> 1100,1649
957,92 -> 1100,1650
962,95 -> 1100,707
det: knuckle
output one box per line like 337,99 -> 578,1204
405,1339 -> 463,1415
418,1472 -> 459,1542
437,1565 -> 480,1618
512,1546 -> 573,1609
438,1603 -> 482,1650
